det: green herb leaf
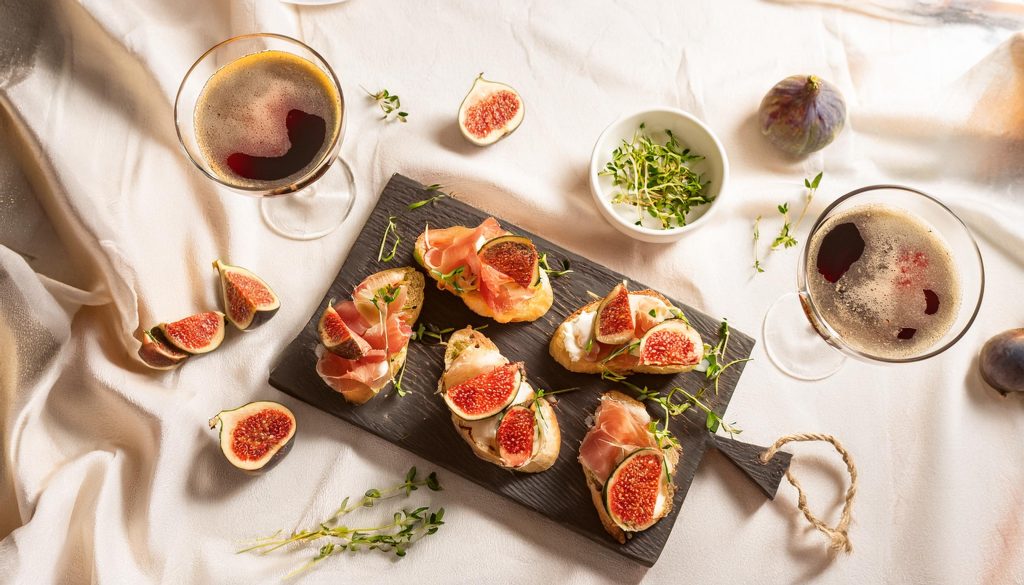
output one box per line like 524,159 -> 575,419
364,86 -> 409,123
378,215 -> 400,262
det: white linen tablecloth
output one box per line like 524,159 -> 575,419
2,1 -> 1024,583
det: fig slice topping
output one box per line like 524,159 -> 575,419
595,282 -> 635,345
157,311 -> 226,354
209,401 -> 296,472
496,405 -> 536,468
478,235 -> 540,289
603,448 -> 669,533
638,319 -> 702,366
458,74 -> 524,146
138,329 -> 190,370
213,259 -> 280,331
318,301 -> 372,359
444,362 -> 523,421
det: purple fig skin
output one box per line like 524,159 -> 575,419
758,75 -> 846,156
979,328 -> 1024,396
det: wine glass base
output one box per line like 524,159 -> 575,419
259,157 -> 356,240
763,292 -> 847,380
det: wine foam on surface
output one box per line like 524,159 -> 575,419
806,204 -> 961,360
194,50 -> 341,190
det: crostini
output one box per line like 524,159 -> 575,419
316,267 -> 425,404
549,282 -> 703,376
438,327 -> 560,472
413,217 -> 553,323
580,391 -> 679,543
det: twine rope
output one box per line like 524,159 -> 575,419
760,433 -> 857,554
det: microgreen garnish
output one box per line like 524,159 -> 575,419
529,387 -> 578,425
751,172 -> 823,273
601,340 -> 640,366
412,322 -> 488,345
240,467 -> 443,577
538,252 -> 573,278
599,123 -> 711,229
668,306 -> 690,325
378,215 -> 400,262
752,215 -> 765,274
430,266 -> 467,293
695,319 -> 752,395
408,185 -> 447,211
626,381 -> 742,438
363,87 -> 408,123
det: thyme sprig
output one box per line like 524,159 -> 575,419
240,467 -> 443,577
407,184 -> 447,211
377,215 -> 400,262
752,215 -> 765,274
538,252 -> 573,278
363,87 -> 408,123
599,123 -> 711,229
529,387 -> 579,425
412,322 -> 488,345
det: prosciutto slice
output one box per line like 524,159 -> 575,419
420,218 -> 536,316
579,395 -> 657,484
316,276 -> 414,400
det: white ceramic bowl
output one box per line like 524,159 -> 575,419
589,107 -> 729,243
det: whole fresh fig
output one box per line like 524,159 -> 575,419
758,75 -> 846,156
979,328 -> 1024,396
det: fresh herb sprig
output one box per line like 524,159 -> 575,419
364,87 -> 408,123
378,215 -> 400,262
240,468 -> 443,577
752,215 -> 765,274
599,123 -> 711,229
696,319 -> 752,395
625,381 -> 742,438
412,322 -> 488,345
529,387 -> 578,425
752,172 -> 823,273
538,252 -> 573,278
407,185 -> 447,210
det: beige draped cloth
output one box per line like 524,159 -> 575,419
1,0 -> 1023,582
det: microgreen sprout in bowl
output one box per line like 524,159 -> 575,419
589,108 -> 729,243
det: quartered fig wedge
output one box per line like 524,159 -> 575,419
318,301 -> 372,359
209,401 -> 296,472
603,448 -> 672,533
638,319 -> 702,366
458,73 -> 524,146
213,259 -> 280,331
495,404 -> 536,468
138,329 -> 189,370
595,282 -> 635,345
157,311 -> 226,354
478,235 -> 540,289
444,362 -> 523,421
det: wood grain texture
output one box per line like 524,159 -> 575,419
269,174 -> 756,567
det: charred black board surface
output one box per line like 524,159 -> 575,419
269,174 -> 755,567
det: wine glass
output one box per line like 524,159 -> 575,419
762,185 -> 985,380
174,33 -> 355,240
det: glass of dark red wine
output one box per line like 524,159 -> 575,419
175,34 -> 355,240
762,185 -> 984,380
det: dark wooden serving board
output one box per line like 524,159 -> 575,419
270,174 -> 785,567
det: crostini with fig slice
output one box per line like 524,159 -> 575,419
438,327 -> 560,472
580,391 -> 679,544
315,267 -> 424,405
413,217 -> 553,323
549,282 -> 703,377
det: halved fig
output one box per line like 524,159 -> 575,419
157,311 -> 226,354
209,401 -> 296,472
603,448 -> 670,532
496,405 -> 536,468
478,235 -> 540,289
213,259 -> 280,331
318,301 -> 371,359
138,329 -> 189,370
638,320 -> 702,366
444,362 -> 523,421
458,73 -> 524,146
595,282 -> 635,345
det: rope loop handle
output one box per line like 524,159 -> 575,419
760,433 -> 857,554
